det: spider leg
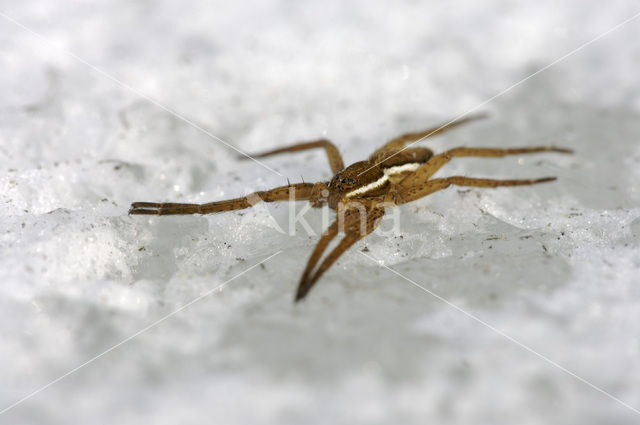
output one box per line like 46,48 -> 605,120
240,139 -> 345,174
371,113 -> 487,158
295,207 -> 385,301
129,182 -> 315,215
297,219 -> 340,289
400,146 -> 572,187
394,176 -> 557,205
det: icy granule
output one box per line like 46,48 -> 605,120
2,1 -> 640,424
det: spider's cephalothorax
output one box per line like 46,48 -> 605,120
129,114 -> 571,301
327,161 -> 388,208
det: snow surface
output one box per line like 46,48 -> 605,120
1,1 -> 640,424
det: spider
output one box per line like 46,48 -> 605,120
129,114 -> 571,301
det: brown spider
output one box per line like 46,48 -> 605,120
129,114 -> 571,301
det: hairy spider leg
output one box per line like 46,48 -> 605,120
129,182 -> 315,215
296,217 -> 341,288
400,146 -> 573,187
241,139 -> 345,174
295,206 -> 385,301
394,176 -> 557,205
371,113 -> 488,158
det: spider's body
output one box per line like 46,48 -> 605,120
130,115 -> 570,301
334,161 -> 421,201
327,161 -> 410,207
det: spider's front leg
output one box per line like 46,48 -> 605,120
295,205 -> 385,301
241,139 -> 345,174
129,182 -> 323,215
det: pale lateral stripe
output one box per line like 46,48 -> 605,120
345,175 -> 388,198
383,162 -> 421,175
345,162 -> 421,198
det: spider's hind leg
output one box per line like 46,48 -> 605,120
371,113 -> 488,158
393,176 -> 557,205
399,146 -> 572,188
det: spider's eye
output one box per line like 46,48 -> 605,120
348,178 -> 355,184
